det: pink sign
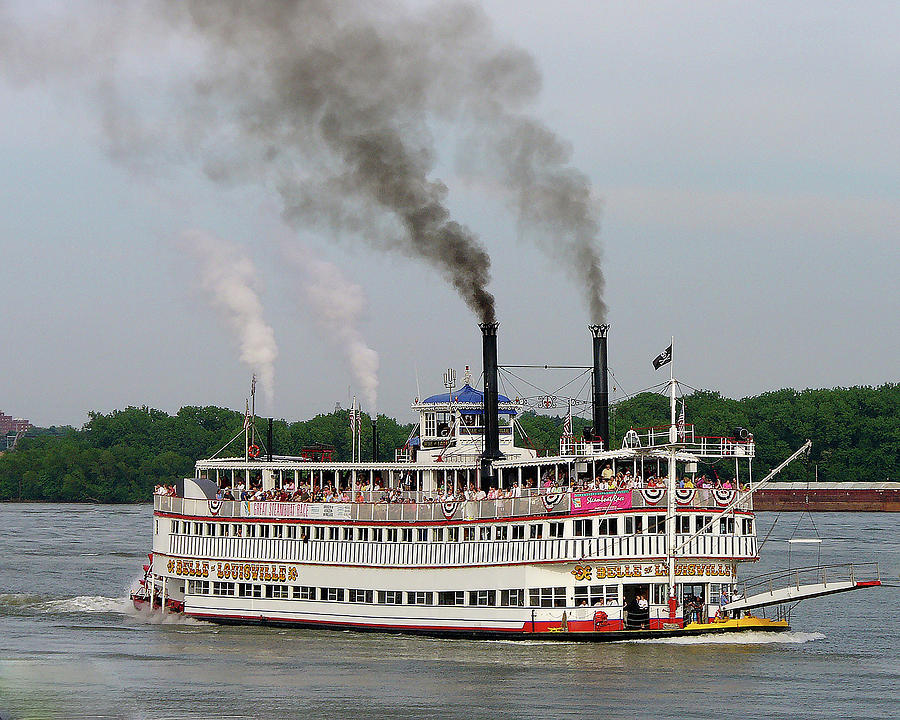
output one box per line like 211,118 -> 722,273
570,491 -> 632,512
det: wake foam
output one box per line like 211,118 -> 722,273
625,631 -> 826,645
37,595 -> 129,614
125,603 -> 211,626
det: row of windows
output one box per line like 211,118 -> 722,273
187,581 -> 734,607
172,516 -> 752,540
189,582 -> 564,607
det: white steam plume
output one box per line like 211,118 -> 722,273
283,244 -> 378,412
185,229 -> 278,407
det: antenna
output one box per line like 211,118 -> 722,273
443,367 -> 456,396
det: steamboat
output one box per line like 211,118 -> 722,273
133,324 -> 881,639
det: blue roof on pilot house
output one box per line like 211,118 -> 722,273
423,383 -> 515,414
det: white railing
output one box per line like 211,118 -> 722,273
155,487 -> 753,521
622,425 -> 755,458
559,437 -> 605,456
167,533 -> 757,569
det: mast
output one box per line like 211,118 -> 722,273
244,399 -> 250,462
250,374 -> 257,447
666,336 -> 678,622
351,396 -> 357,464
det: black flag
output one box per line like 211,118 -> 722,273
652,344 -> 672,370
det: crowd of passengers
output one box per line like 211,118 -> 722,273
154,462 -> 748,503
571,464 -> 746,492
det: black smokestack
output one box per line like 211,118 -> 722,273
371,418 -> 378,463
590,324 -> 610,448
479,321 -> 503,490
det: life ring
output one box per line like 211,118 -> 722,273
248,444 -> 260,459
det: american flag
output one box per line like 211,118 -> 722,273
677,400 -> 686,441
562,405 -> 572,436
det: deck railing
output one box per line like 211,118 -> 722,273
166,532 -> 757,568
154,487 -> 753,521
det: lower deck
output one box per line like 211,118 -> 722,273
132,593 -> 787,640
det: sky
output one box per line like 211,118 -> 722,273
0,0 -> 897,428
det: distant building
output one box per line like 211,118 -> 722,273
1,412 -> 32,449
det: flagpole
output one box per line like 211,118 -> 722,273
666,335 -> 677,623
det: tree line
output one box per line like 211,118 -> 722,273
1,383 -> 896,502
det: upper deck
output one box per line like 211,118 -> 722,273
155,486 -> 752,523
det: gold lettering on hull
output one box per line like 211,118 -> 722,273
571,562 -> 733,580
165,558 -> 298,582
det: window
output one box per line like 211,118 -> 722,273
696,515 -> 713,534
371,528 -> 383,542
212,582 -> 235,596
187,580 -> 209,595
348,589 -> 374,603
438,591 -> 465,606
741,518 -> 753,535
511,525 -> 525,540
417,528 -> 428,542
267,585 -> 289,599
574,519 -> 593,537
219,523 -> 229,537
245,524 -> 256,538
193,522 -> 202,535
548,522 -> 564,538
598,518 -> 618,536
495,526 -> 508,541
574,584 -> 618,606
314,527 -> 325,540
500,589 -> 524,606
676,515 -> 691,533
479,526 -> 492,540
342,527 -> 353,541
357,528 -> 370,541
232,523 -> 243,537
273,524 -> 283,539
709,583 -> 732,605
469,590 -> 496,606
259,525 -> 270,539
292,586 -> 315,600
719,517 -> 735,535
386,528 -> 399,542
424,412 -> 437,437
651,583 -> 669,605
286,526 -> 297,540
378,590 -> 403,604
401,528 -> 413,543
407,591 -> 434,605
463,527 -> 476,541
329,527 -> 339,540
528,587 -> 566,607
447,527 -> 460,542
206,523 -> 215,536
647,515 -> 666,534
529,524 -> 543,539
431,528 -> 445,542
321,587 -> 345,602
238,583 -> 262,598
625,516 -> 643,535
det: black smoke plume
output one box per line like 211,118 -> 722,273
0,0 -> 607,322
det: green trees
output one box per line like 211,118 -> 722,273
0,384 -> 896,502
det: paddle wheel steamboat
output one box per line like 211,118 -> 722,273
132,325 -> 880,639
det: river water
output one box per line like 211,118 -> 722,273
0,504 -> 896,719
